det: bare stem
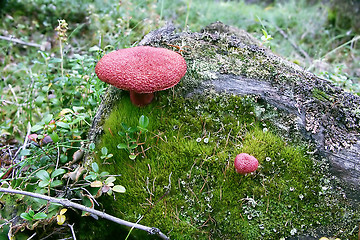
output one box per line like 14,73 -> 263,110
0,35 -> 42,48
60,39 -> 64,80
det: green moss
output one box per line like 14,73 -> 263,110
92,91 -> 358,239
311,87 -> 334,102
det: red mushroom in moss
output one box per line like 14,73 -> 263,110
234,153 -> 259,175
95,46 -> 187,107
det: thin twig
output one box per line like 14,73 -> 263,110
79,187 -> 99,206
20,122 -> 32,162
66,223 -> 77,240
275,25 -> 311,63
0,188 -> 169,240
8,84 -> 20,120
27,232 -> 37,240
0,99 -> 26,106
224,128 -> 232,149
321,35 -> 360,60
0,35 -> 43,48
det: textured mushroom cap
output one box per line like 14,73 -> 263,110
95,46 -> 187,93
234,153 -> 259,174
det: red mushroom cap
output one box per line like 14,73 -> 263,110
234,153 -> 259,175
95,46 -> 187,106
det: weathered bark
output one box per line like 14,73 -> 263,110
88,22 -> 360,200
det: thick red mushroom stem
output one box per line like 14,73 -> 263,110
129,91 -> 154,107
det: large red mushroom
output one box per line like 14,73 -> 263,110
234,153 -> 259,175
95,46 -> 187,107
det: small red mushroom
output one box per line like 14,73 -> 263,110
234,153 -> 259,175
95,46 -> 187,107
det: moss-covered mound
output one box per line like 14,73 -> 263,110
88,91 -> 358,239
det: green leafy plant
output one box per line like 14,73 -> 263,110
319,65 -> 360,95
20,209 -> 48,221
85,162 -> 126,197
117,115 -> 149,159
36,168 -> 66,188
100,146 -> 113,163
84,162 -> 108,181
261,28 -> 273,44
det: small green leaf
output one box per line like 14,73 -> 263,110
35,95 -> 45,106
89,142 -> 96,150
112,185 -> 126,193
20,149 -> 31,156
129,154 -> 136,160
261,29 -> 268,38
49,132 -> 59,143
50,180 -> 63,188
89,45 -> 101,52
38,50 -> 49,60
105,176 -> 116,185
92,162 -> 99,173
38,180 -> 50,188
117,143 -> 127,149
121,123 -> 129,131
31,124 -> 44,132
56,121 -> 70,129
33,212 -> 47,220
90,180 -> 103,188
101,147 -> 108,155
42,85 -> 50,92
84,173 -> 97,181
129,144 -> 138,150
20,213 -> 33,221
28,209 -> 35,217
128,127 -> 137,134
42,114 -> 54,124
138,115 -> 149,129
49,57 -> 62,63
51,168 -> 66,178
73,106 -> 85,112
99,171 -> 110,177
36,170 -> 50,181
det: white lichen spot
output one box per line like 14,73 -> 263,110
290,228 -> 297,235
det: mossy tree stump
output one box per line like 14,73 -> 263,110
86,22 -> 359,239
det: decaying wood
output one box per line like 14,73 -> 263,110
88,22 -> 360,200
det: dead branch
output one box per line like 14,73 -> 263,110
0,187 -> 169,240
0,35 -> 43,49
274,25 -> 311,63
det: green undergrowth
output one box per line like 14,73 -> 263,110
91,91 -> 357,239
